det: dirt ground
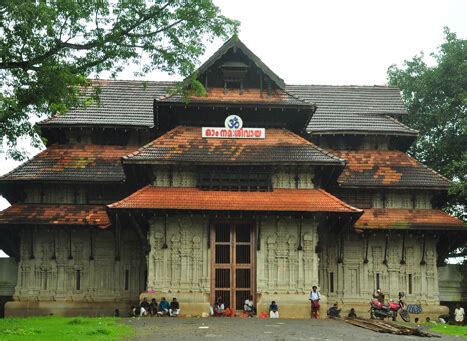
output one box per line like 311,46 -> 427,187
124,317 -> 461,340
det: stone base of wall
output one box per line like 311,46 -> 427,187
5,301 -> 136,317
257,293 -> 328,319
139,291 -> 211,317
332,303 -> 449,322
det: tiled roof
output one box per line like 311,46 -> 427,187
158,88 -> 313,107
331,150 -> 451,189
37,80 -> 413,137
0,144 -> 137,183
38,80 -> 174,127
124,126 -> 343,165
0,204 -> 111,228
108,186 -> 362,213
355,208 -> 465,230
286,85 -> 416,136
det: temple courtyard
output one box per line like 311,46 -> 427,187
0,315 -> 466,340
128,318 -> 465,340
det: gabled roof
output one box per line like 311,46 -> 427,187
0,204 -> 111,229
355,208 -> 465,231
331,150 -> 451,189
38,80 -> 174,128
193,36 -> 285,89
108,186 -> 362,214
123,126 -> 344,165
0,144 -> 137,183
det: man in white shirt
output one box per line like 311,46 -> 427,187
309,285 -> 321,319
244,295 -> 256,317
454,303 -> 465,325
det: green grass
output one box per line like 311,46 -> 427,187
0,316 -> 134,341
429,324 -> 467,338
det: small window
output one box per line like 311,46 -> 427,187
329,272 -> 335,293
124,270 -> 129,291
198,166 -> 271,192
408,274 -> 413,295
76,270 -> 81,291
375,273 -> 380,290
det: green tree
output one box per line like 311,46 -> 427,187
0,0 -> 238,159
387,27 -> 466,221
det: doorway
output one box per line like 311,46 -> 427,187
210,221 -> 256,311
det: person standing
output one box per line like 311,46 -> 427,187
309,286 -> 321,319
454,303 -> 465,326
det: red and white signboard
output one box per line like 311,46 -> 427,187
202,115 -> 266,139
202,127 -> 265,139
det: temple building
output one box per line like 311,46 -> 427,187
0,37 -> 465,318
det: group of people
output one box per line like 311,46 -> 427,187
132,297 -> 180,317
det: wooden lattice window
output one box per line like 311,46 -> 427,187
198,167 -> 272,192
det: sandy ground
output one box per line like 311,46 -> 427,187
123,317 -> 461,340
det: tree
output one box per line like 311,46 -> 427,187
0,0 -> 238,159
387,27 -> 466,221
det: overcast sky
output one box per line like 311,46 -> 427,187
1,0 -> 466,257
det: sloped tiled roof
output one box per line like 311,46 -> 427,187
108,186 -> 362,213
39,80 -> 174,127
331,150 -> 451,189
355,208 -> 465,230
37,80 -> 413,138
0,144 -> 137,183
158,87 -> 313,107
124,126 -> 343,165
286,85 -> 416,136
0,204 -> 111,229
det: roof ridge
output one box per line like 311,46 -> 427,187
123,126 -> 183,159
316,189 -> 362,212
0,148 -> 48,181
108,184 -> 152,208
405,153 -> 452,184
383,115 -> 418,134
287,84 -> 401,89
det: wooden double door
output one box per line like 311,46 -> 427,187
210,221 -> 256,311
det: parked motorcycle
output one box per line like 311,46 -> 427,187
370,291 -> 410,322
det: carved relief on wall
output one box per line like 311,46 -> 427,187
258,218 -> 317,294
15,228 -> 146,302
147,215 -> 209,294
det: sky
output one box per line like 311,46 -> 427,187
0,0 -> 466,257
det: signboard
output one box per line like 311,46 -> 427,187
202,115 -> 265,139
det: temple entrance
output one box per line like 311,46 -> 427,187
210,221 -> 256,311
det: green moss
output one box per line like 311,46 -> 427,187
429,324 -> 467,338
0,316 -> 133,341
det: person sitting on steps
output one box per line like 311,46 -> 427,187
269,301 -> 279,318
169,297 -> 180,317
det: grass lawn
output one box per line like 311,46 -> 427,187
0,316 -> 134,341
429,324 -> 467,338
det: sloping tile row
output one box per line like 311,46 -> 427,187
108,186 -> 361,213
0,144 -> 137,182
124,126 -> 343,164
331,150 -> 451,189
355,208 -> 465,230
0,204 -> 111,229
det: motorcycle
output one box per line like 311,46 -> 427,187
370,291 -> 410,322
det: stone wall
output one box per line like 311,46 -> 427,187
256,216 -> 320,317
146,214 -> 321,317
6,226 -> 146,316
319,231 -> 446,318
